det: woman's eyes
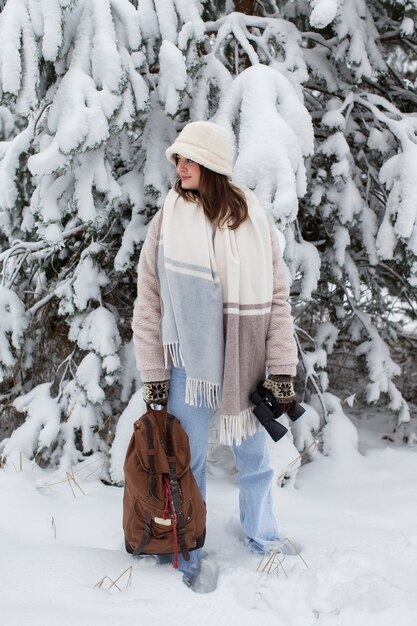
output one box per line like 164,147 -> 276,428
176,156 -> 195,164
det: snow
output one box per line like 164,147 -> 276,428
33,172 -> 74,223
0,104 -> 15,137
0,285 -> 28,380
1,383 -> 61,458
1,415 -> 417,625
178,19 -> 205,51
27,134 -> 68,177
189,54 -> 233,121
114,213 -> 147,272
141,110 -> 177,199
90,0 -> 124,92
334,225 -> 350,266
158,40 -> 188,116
0,123 -> 34,211
344,252 -> 361,300
359,206 -> 378,265
0,1 -> 35,99
309,0 -> 339,29
354,310 -> 409,420
285,230 -> 321,300
72,255 -> 109,312
335,0 -> 386,79
47,68 -> 113,154
218,64 -> 314,223
320,393 -> 360,461
110,389 -> 145,484
379,144 -> 417,252
39,0 -> 63,62
400,17 -> 414,36
69,306 -> 121,357
315,321 -> 339,354
305,48 -> 338,92
76,353 -> 106,404
153,0 -> 179,43
43,222 -> 63,243
118,340 -> 141,404
367,128 -> 390,154
59,380 -> 105,464
137,0 -> 160,60
321,108 -> 346,131
120,47 -> 149,112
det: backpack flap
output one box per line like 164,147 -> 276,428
134,407 -> 191,477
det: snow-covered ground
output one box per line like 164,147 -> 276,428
1,411 -> 417,626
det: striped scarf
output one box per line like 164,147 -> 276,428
158,188 -> 273,445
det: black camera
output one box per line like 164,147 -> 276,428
249,382 -> 305,442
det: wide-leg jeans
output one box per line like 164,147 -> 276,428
167,366 -> 280,578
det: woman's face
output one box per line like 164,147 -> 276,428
175,155 -> 201,190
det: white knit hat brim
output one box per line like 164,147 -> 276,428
165,121 -> 234,178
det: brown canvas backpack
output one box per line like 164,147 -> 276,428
123,404 -> 206,568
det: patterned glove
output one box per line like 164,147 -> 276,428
263,375 -> 296,414
143,380 -> 170,406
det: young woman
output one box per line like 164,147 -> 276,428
132,121 -> 298,585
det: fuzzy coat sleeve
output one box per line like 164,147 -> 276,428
131,209 -> 170,383
265,225 -> 299,377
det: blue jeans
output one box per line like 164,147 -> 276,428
167,367 -> 280,578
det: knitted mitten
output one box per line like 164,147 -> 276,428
143,380 -> 170,405
263,375 -> 296,413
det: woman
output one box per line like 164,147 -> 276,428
132,121 -> 298,585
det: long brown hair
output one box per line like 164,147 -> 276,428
173,165 -> 248,230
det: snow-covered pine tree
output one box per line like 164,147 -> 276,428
283,0 -> 417,427
0,0 -> 416,471
0,0 -> 151,469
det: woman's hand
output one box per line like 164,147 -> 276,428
143,380 -> 170,405
263,375 -> 296,414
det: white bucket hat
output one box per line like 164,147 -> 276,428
165,121 -> 234,178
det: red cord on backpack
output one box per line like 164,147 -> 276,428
162,479 -> 170,520
164,477 -> 179,569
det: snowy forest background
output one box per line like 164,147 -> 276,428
0,0 -> 416,473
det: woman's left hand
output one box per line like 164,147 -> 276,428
263,375 -> 296,413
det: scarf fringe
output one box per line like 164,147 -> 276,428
185,377 -> 221,410
219,407 -> 259,446
163,342 -> 185,368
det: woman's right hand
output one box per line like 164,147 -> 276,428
143,380 -> 170,405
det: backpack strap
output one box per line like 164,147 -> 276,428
131,411 -> 159,555
166,416 -> 190,562
142,414 -> 160,500
132,511 -> 152,556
